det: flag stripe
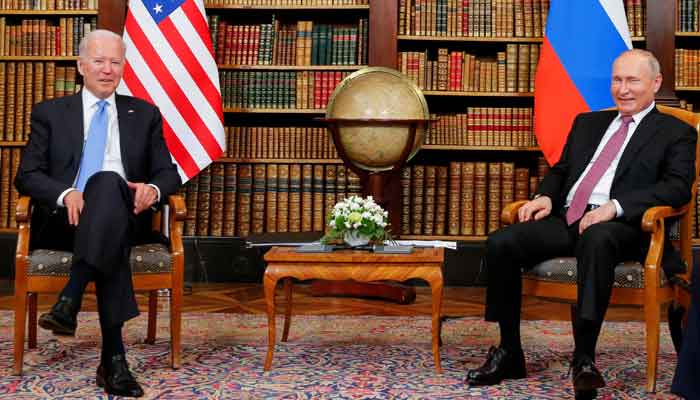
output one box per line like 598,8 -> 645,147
158,16 -> 224,121
124,12 -> 223,161
127,0 -> 224,151
181,0 -> 214,56
122,29 -> 211,170
122,62 -> 200,179
545,0 -> 630,110
170,9 -> 221,91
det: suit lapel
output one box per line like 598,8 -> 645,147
614,108 -> 659,182
67,92 -> 84,172
116,94 -> 132,178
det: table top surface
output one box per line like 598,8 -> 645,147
264,246 -> 445,263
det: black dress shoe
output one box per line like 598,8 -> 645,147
96,354 -> 144,398
466,346 -> 527,386
571,355 -> 605,394
38,296 -> 78,336
575,389 -> 598,400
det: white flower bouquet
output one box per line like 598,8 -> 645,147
321,195 -> 391,246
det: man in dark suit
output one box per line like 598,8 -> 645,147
15,30 -> 180,398
465,49 -> 697,399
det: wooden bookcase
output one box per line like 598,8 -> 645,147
2,0 -> 699,244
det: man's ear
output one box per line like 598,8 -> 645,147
653,74 -> 663,93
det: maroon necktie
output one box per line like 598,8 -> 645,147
565,116 -> 634,225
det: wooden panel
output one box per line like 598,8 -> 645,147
368,0 -> 397,68
264,246 -> 444,263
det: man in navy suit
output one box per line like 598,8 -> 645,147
15,29 -> 180,397
466,49 -> 697,399
672,260 -> 700,399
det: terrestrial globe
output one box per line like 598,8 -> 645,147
325,67 -> 430,172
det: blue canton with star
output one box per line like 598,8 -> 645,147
142,0 -> 185,24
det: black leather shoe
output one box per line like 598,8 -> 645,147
96,354 -> 144,398
575,389 -> 598,400
466,346 -> 527,386
38,296 -> 78,336
571,355 -> 605,393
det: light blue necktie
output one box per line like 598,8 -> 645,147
76,100 -> 108,192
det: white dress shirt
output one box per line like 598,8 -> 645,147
564,101 -> 656,217
57,89 -> 160,206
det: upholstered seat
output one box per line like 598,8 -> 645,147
27,244 -> 173,276
525,259 -> 669,289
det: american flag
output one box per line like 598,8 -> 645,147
119,0 -> 225,182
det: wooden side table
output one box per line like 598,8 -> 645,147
262,246 -> 445,372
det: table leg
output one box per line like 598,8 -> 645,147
282,277 -> 292,342
264,274 -> 279,371
430,277 -> 444,373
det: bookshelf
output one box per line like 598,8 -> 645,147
0,0 -> 696,243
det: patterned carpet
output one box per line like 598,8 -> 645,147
0,311 -> 682,399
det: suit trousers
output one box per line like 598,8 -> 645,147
31,171 -> 153,326
671,260 -> 700,399
484,214 -> 643,325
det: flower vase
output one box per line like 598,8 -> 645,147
343,230 -> 370,247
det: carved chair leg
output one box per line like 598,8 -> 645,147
171,286 -> 183,369
282,278 -> 292,343
644,301 -> 661,393
146,290 -> 157,345
14,290 -> 27,375
27,293 -> 38,349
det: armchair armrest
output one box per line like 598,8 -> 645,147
16,196 -> 32,223
501,200 -> 528,225
641,205 -> 689,289
167,195 -> 186,278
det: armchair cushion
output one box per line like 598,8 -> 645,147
27,244 -> 172,276
524,257 -> 669,289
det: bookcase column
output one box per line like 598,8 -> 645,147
368,0 -> 398,68
646,0 -> 679,106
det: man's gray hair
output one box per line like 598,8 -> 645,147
78,29 -> 125,58
615,49 -> 661,77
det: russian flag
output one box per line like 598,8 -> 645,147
534,0 -> 632,165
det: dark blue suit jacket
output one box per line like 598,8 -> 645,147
672,260 -> 700,399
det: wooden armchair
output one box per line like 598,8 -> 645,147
13,194 -> 186,375
500,105 -> 700,393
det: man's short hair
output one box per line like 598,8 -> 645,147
615,49 -> 661,77
78,29 -> 125,58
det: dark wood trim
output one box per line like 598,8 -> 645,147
368,0 -> 397,68
646,0 -> 680,105
98,0 -> 127,35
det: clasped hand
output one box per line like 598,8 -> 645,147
64,181 -> 156,226
518,196 -> 616,234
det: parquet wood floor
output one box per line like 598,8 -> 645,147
0,280 -> 649,321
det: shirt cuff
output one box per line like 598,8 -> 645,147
57,188 -> 76,207
148,183 -> 161,203
612,199 -> 624,217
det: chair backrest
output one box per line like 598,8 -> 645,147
656,105 -> 700,284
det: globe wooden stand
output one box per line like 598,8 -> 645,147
311,118 -> 431,303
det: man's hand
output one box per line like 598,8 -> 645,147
578,201 -> 617,234
63,190 -> 84,226
127,181 -> 157,215
518,195 -> 553,222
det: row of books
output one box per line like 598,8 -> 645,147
224,126 -> 339,160
0,147 -> 20,229
0,0 -> 97,9
0,16 -> 95,56
0,62 -> 79,141
623,0 -> 645,37
220,70 -> 349,109
399,44 -> 539,92
675,48 -> 700,87
400,162 -> 546,235
399,0 -> 550,38
180,163 -> 363,237
209,16 -> 368,66
678,0 -> 700,32
426,107 -> 536,147
203,0 -> 368,5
